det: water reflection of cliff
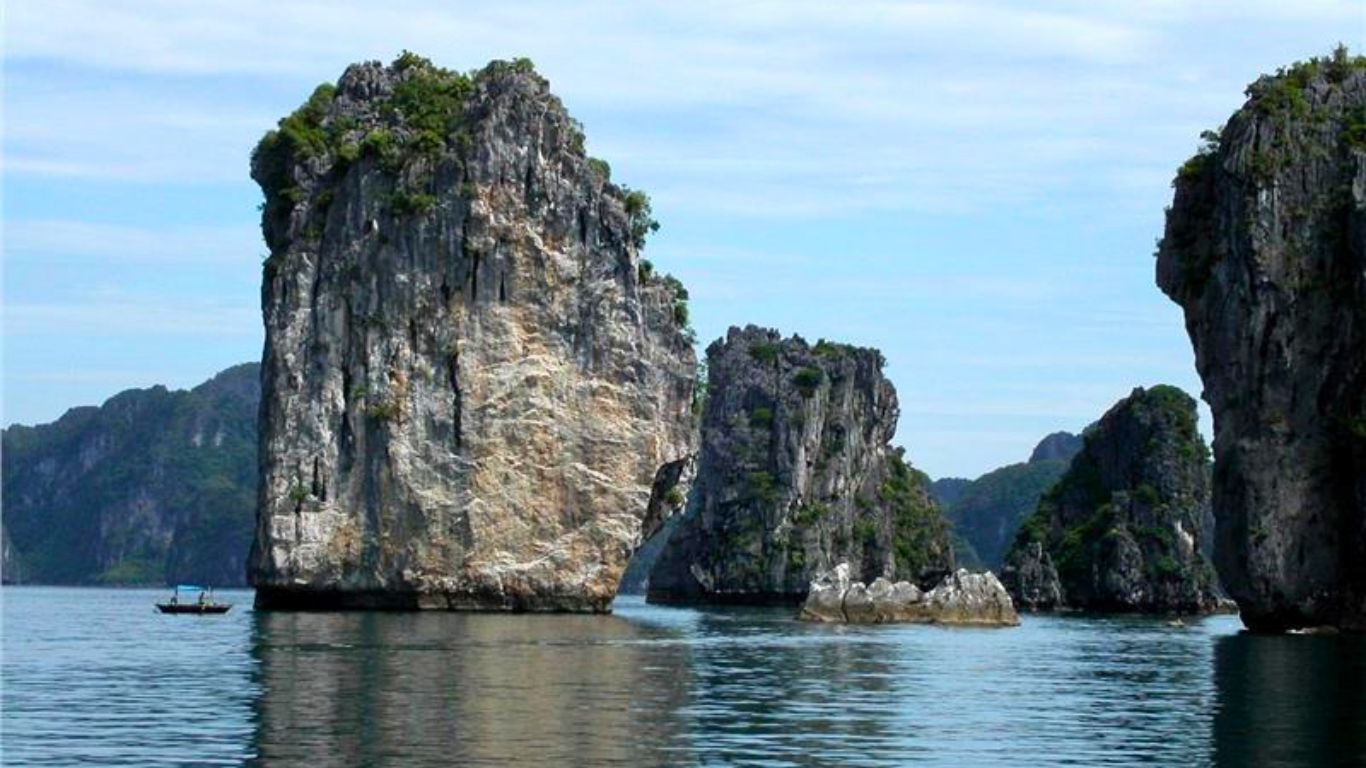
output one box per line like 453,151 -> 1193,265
681,609 -> 903,765
1212,632 -> 1366,766
247,610 -> 693,767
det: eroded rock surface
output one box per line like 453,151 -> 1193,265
647,326 -> 952,604
248,55 -> 695,611
799,563 -> 1019,626
1156,51 -> 1366,631
1002,386 -> 1220,614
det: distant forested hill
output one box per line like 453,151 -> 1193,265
933,432 -> 1082,571
2,364 -> 259,586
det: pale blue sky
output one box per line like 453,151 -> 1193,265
4,1 -> 1362,478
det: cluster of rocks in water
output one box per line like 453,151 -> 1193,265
799,563 -> 1019,626
229,50 -> 1366,634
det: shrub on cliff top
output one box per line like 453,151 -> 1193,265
1246,44 -> 1366,119
749,342 -> 781,364
793,367 -> 824,396
621,187 -> 660,247
254,51 -> 672,255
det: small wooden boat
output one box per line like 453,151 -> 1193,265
157,602 -> 232,615
156,585 -> 232,615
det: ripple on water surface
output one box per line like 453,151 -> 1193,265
4,589 -> 1365,766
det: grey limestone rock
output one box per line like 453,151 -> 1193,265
1002,386 -> 1220,614
647,326 -> 952,604
248,55 -> 695,611
1,527 -> 21,585
800,564 -> 1018,626
1156,51 -> 1366,631
1004,541 -> 1062,611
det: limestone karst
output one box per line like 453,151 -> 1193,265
248,55 -> 695,611
647,326 -> 953,604
1156,49 -> 1366,631
1002,386 -> 1220,614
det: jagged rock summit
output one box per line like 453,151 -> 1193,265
248,54 -> 696,611
1157,49 -> 1366,632
1029,432 -> 1083,464
647,326 -> 953,604
1002,386 -> 1220,614
799,563 -> 1019,626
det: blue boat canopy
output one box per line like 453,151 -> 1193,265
175,584 -> 206,592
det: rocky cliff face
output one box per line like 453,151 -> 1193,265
248,54 -> 695,611
1156,50 -> 1366,631
646,326 -> 952,604
1002,386 -> 1219,613
940,432 -> 1080,570
2,364 -> 260,586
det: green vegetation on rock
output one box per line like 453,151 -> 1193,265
621,187 -> 660,247
793,367 -> 824,397
252,51 -> 666,252
1246,44 -> 1366,120
1002,386 -> 1217,613
881,452 -> 952,578
2,364 -> 260,586
943,458 -> 1071,570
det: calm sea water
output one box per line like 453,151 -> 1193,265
3,587 -> 1364,767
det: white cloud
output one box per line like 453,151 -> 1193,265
4,299 -> 258,336
2,0 -> 1351,474
5,220 -> 261,263
8,0 -> 1353,213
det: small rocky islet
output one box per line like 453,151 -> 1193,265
1000,385 -> 1222,614
645,326 -> 954,606
4,49 -> 1364,635
800,564 -> 1019,626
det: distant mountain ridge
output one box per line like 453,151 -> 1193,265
2,364 -> 260,586
933,432 -> 1083,570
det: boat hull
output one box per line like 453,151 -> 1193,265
156,603 -> 232,615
